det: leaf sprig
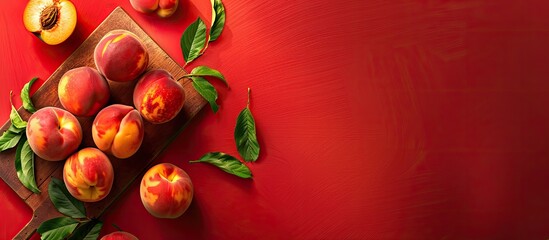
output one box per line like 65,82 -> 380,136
235,88 -> 260,161
37,178 -> 103,240
190,152 -> 252,178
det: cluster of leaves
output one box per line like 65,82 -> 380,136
37,178 -> 103,240
0,78 -> 40,193
190,88 -> 260,178
178,0 -> 260,178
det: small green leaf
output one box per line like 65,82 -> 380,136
190,66 -> 228,86
68,219 -> 103,240
15,137 -> 40,193
190,152 -> 252,178
191,76 -> 219,113
235,89 -> 260,161
10,105 -> 27,129
0,128 -> 23,151
37,217 -> 79,240
49,177 -> 86,219
21,77 -> 38,113
8,124 -> 25,134
210,0 -> 226,42
181,18 -> 207,64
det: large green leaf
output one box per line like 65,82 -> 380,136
235,105 -> 260,162
67,219 -> 103,240
15,137 -> 40,193
37,217 -> 79,240
49,177 -> 86,219
21,77 -> 38,113
210,0 -> 226,42
190,152 -> 252,178
190,66 -> 228,86
191,76 -> 219,113
0,127 -> 23,151
181,18 -> 207,64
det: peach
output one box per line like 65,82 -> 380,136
140,163 -> 193,218
94,30 -> 149,82
92,104 -> 144,159
133,69 -> 185,124
58,67 -> 110,117
26,107 -> 82,161
100,231 -> 139,240
63,148 -> 114,202
23,0 -> 77,45
130,0 -> 179,18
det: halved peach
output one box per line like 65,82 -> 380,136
23,0 -> 77,45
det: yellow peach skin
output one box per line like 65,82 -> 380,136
133,69 -> 185,124
140,163 -> 193,218
58,66 -> 110,117
94,30 -> 148,82
26,107 -> 82,161
92,104 -> 144,159
63,148 -> 114,202
130,0 -> 179,18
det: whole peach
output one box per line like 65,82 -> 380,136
133,69 -> 185,124
94,30 -> 148,82
140,163 -> 193,218
63,148 -> 114,202
130,0 -> 179,18
58,66 -> 110,117
92,104 -> 144,159
100,231 -> 139,240
26,107 -> 82,161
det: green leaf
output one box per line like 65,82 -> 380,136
190,66 -> 228,86
190,152 -> 252,178
68,219 -> 103,240
49,177 -> 86,219
0,127 -> 23,151
191,76 -> 219,113
21,77 -> 38,113
181,18 -> 207,64
15,137 -> 40,193
10,105 -> 27,129
8,123 -> 25,134
234,89 -> 260,161
37,217 -> 79,240
210,0 -> 226,42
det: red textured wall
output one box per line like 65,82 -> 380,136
1,0 -> 549,239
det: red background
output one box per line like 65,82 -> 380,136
2,0 -> 549,239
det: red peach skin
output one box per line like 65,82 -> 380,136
94,30 -> 148,82
63,148 -> 114,202
140,163 -> 193,218
26,107 -> 82,161
101,231 -> 139,240
58,66 -> 110,117
92,104 -> 144,159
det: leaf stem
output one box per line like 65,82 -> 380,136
247,87 -> 251,108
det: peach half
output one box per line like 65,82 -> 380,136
140,163 -> 193,218
63,147 -> 114,202
133,69 -> 185,124
130,0 -> 179,18
94,30 -> 149,82
58,66 -> 110,117
23,0 -> 77,45
26,107 -> 82,161
92,104 -> 144,159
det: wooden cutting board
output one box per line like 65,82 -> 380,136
0,7 -> 206,239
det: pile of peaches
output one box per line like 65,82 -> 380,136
27,30 -> 193,219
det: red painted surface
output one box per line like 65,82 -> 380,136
2,0 -> 549,239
